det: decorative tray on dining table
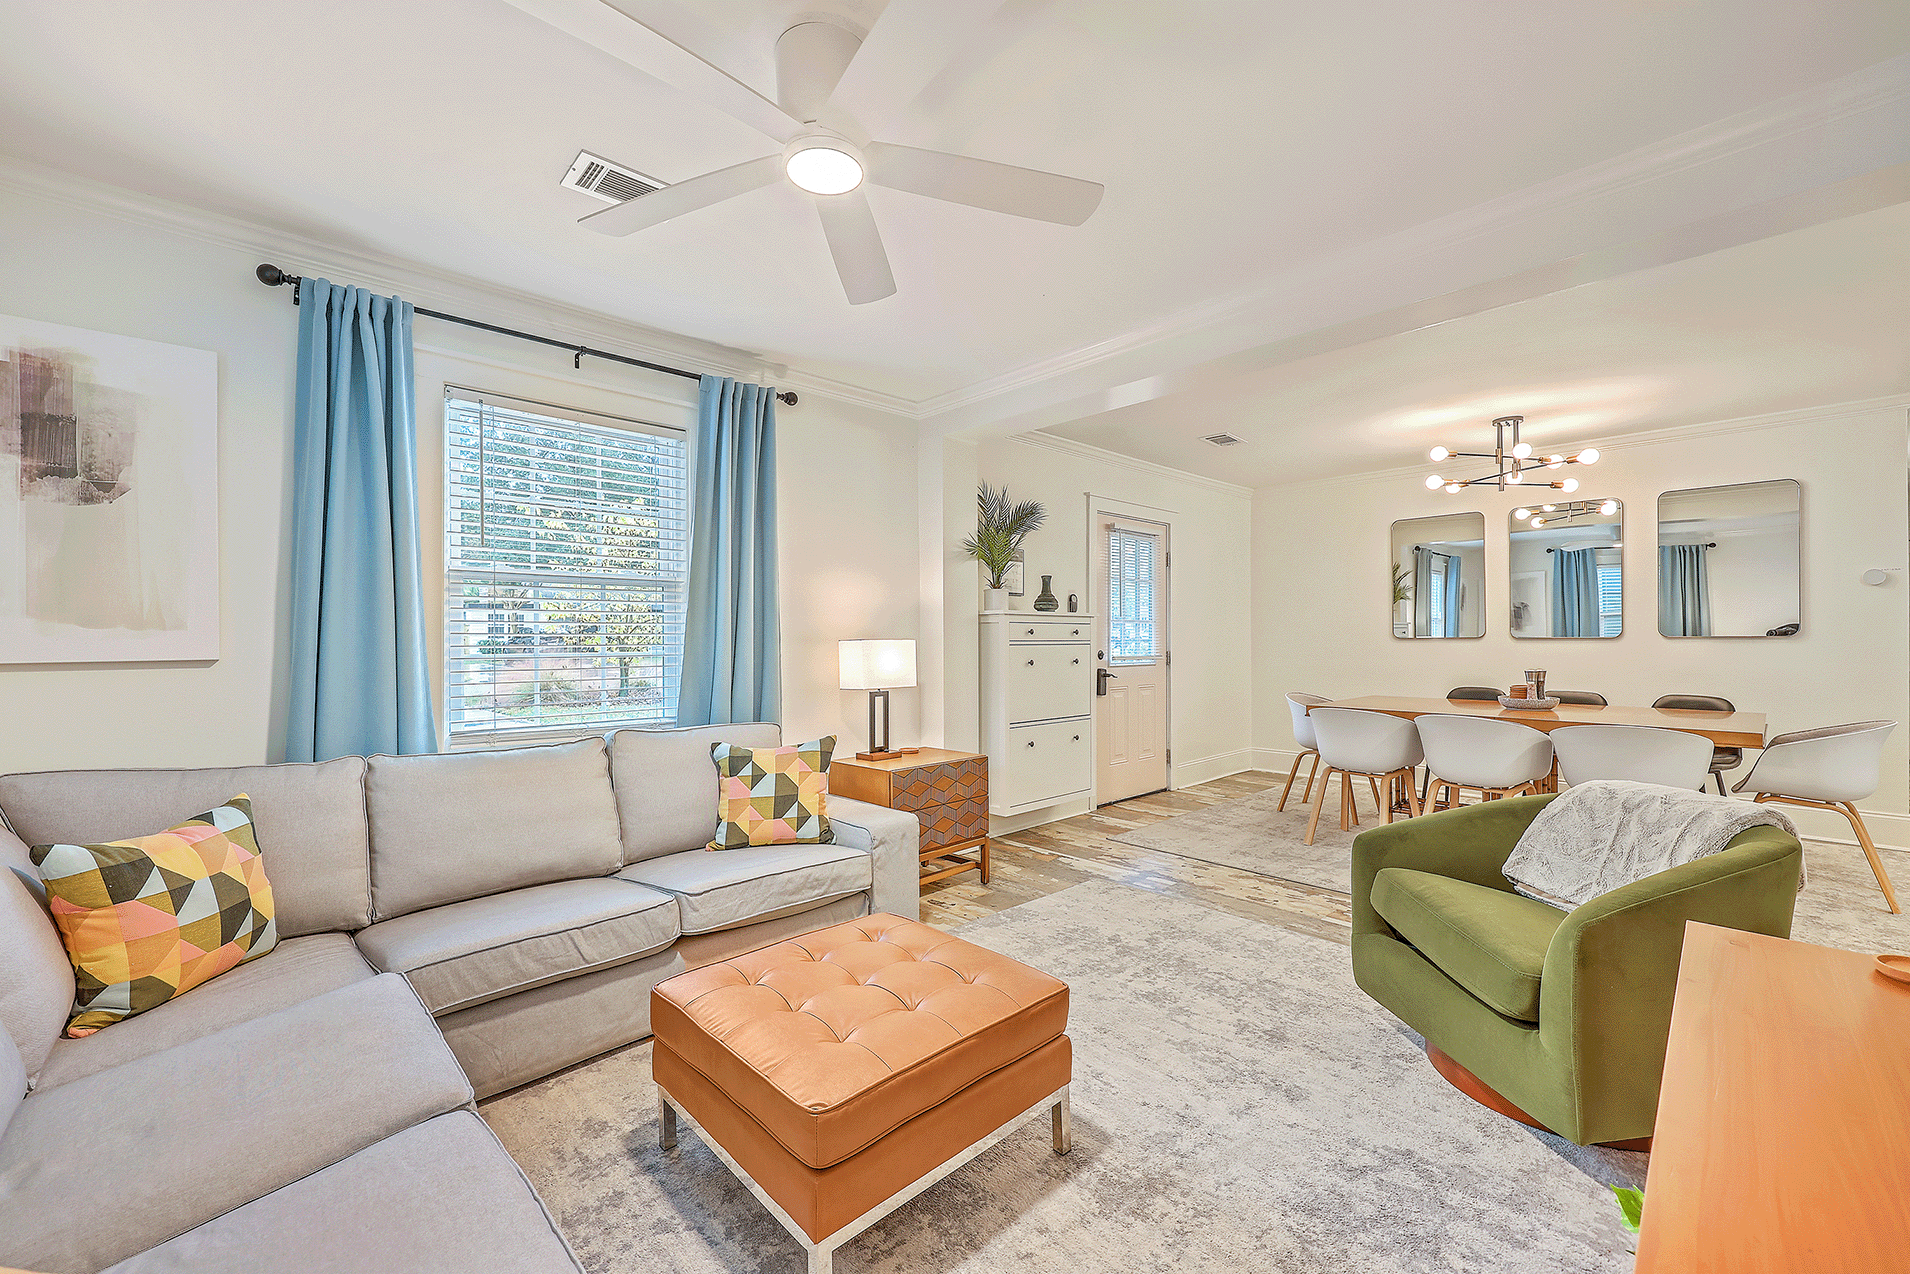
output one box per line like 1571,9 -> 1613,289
1499,695 -> 1560,710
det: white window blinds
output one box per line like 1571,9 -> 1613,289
444,392 -> 688,740
1105,522 -> 1161,664
1596,561 -> 1623,638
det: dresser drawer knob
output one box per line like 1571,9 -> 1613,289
1071,658 -> 1080,664
1027,659 -> 1036,666
1027,740 -> 1036,748
1073,734 -> 1081,741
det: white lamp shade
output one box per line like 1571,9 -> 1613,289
839,639 -> 916,690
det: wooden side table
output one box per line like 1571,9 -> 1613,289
830,748 -> 991,887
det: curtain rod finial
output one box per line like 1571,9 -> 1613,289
776,390 -> 798,406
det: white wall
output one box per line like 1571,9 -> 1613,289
0,179 -> 919,773
966,433 -> 1256,823
1252,403 -> 1910,846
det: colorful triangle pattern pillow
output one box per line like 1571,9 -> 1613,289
708,736 -> 837,850
30,795 -> 278,1036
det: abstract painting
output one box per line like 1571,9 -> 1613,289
0,313 -> 217,662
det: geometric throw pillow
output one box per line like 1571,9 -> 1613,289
29,795 -> 277,1037
707,737 -> 837,851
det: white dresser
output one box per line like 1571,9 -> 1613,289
980,612 -> 1094,816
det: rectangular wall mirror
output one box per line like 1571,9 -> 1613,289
1657,479 -> 1800,637
1508,499 -> 1623,638
1391,513 -> 1485,638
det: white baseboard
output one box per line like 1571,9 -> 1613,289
1172,748 -> 1256,787
1247,747 -> 1910,855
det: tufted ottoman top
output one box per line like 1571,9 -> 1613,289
651,913 -> 1069,1170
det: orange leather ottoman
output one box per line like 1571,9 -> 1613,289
651,913 -> 1072,1273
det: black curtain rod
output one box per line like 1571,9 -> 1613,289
255,264 -> 796,405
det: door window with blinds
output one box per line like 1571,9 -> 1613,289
444,391 -> 688,740
1105,521 -> 1162,665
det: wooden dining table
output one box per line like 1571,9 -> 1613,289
1315,695 -> 1767,749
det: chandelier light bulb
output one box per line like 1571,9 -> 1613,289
1507,469 -> 1524,484
1513,507 -> 1530,520
1542,504 -> 1556,512
1428,446 -> 1450,462
1600,499 -> 1618,515
1529,515 -> 1544,528
1576,448 -> 1600,465
1443,483 -> 1460,494
1546,455 -> 1565,469
1561,478 -> 1580,493
1425,474 -> 1444,490
1512,442 -> 1532,459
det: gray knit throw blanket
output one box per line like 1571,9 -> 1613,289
1503,780 -> 1801,911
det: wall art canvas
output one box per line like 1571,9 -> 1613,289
0,313 -> 218,662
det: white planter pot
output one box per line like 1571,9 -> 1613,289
983,588 -> 1008,612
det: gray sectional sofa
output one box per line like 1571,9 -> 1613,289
0,723 -> 919,1274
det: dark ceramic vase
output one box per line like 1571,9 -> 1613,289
1034,575 -> 1059,611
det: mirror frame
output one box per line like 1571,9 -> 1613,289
1656,478 -> 1802,639
1507,498 -> 1625,640
1390,511 -> 1487,640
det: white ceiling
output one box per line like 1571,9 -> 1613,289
1,0 -> 1907,413
1042,200 -> 1910,486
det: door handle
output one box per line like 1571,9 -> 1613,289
1097,668 -> 1118,696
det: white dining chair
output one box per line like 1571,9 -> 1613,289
1279,692 -> 1331,811
1416,714 -> 1554,809
1305,708 -> 1423,844
1550,724 -> 1714,791
1734,720 -> 1899,914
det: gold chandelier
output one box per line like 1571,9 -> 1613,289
1422,415 -> 1599,494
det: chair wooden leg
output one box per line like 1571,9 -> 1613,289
1841,802 -> 1902,915
1405,771 -> 1423,818
1276,749 -> 1311,812
1367,775 -> 1383,819
1300,754 -> 1320,803
1342,772 -> 1355,829
1383,772 -> 1396,824
1305,765 -> 1334,844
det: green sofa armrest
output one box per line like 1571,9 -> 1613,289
1352,794 -> 1557,940
1537,823 -> 1803,1144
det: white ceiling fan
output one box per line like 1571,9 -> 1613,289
506,0 -> 1106,303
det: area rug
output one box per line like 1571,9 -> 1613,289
1107,783 -> 1370,892
481,879 -> 1642,1273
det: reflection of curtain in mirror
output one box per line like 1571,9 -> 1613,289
1413,547 -> 1456,637
1659,543 -> 1712,636
1441,553 -> 1461,636
1551,548 -> 1598,637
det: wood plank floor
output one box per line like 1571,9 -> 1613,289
920,771 -> 1354,945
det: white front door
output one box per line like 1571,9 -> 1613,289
1093,512 -> 1169,804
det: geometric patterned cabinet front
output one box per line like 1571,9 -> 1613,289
830,748 -> 991,887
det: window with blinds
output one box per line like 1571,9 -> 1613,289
1106,524 -> 1161,664
1597,562 -> 1623,637
444,392 -> 688,741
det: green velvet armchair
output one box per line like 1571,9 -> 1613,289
1351,794 -> 1803,1146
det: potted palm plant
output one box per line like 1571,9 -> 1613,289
963,484 -> 1046,612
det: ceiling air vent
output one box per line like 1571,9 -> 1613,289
561,150 -> 665,204
1203,433 -> 1243,447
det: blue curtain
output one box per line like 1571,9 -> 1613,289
1551,548 -> 1599,638
1659,543 -> 1712,636
676,376 -> 781,725
1441,553 -> 1462,637
284,280 -> 436,762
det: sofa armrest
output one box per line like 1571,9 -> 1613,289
1537,824 -> 1802,1144
829,796 -> 921,921
1351,794 -> 1555,940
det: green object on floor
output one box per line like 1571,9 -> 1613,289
1351,794 -> 1803,1146
1611,1185 -> 1644,1235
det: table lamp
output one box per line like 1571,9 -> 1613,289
839,639 -> 918,761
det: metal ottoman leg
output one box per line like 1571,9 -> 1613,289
659,1091 -> 677,1151
1052,1089 -> 1071,1155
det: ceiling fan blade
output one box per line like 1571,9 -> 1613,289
815,192 -> 897,305
504,0 -> 802,142
865,142 -> 1103,225
579,155 -> 782,235
825,0 -> 1009,135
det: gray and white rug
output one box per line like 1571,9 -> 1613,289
1108,784 -> 1369,892
482,879 -> 1643,1273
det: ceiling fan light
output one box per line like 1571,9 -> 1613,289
786,143 -> 864,195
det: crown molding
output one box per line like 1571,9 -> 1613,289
912,53 -> 1910,425
1011,431 -> 1253,498
1249,393 -> 1910,495
0,152 -> 927,417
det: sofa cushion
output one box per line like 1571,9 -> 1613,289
0,1022 -> 22,1142
365,738 -> 622,920
33,933 -> 375,1091
617,842 -> 872,935
607,722 -> 780,863
0,757 -> 372,937
707,736 -> 837,850
1370,867 -> 1566,1022
0,973 -> 470,1274
101,1111 -> 584,1274
0,822 -> 76,1088
353,877 -> 679,1015
32,795 -> 279,1037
